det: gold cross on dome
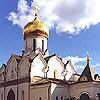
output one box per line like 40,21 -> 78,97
32,0 -> 40,18
86,52 -> 90,64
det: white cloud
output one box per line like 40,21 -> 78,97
8,0 -> 33,29
63,56 -> 100,74
62,56 -> 86,72
93,64 -> 100,68
8,0 -> 100,34
63,56 -> 86,65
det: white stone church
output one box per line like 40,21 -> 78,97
0,11 -> 100,100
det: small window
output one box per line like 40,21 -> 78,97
80,76 -> 87,81
39,97 -> 42,100
42,40 -> 44,51
61,96 -> 63,100
33,39 -> 36,52
11,70 -> 14,79
21,91 -> 24,100
56,96 -> 58,100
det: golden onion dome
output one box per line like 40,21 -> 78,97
24,17 -> 49,39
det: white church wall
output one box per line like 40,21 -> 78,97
35,37 -> 47,51
18,83 -> 29,100
31,54 -> 45,79
30,84 -> 49,100
25,38 -> 33,51
6,56 -> 17,81
34,37 -> 47,52
31,54 -> 75,80
35,37 -> 42,50
0,87 -> 4,100
18,57 -> 30,79
65,63 -> 75,80
48,57 -> 75,80
91,82 -> 100,100
70,82 -> 96,100
47,56 -> 64,79
25,36 -> 47,52
44,38 -> 48,52
51,83 -> 69,100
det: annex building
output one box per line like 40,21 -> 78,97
0,9 -> 100,100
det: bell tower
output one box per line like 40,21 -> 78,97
23,1 -> 49,54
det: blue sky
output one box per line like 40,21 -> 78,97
0,0 -> 100,73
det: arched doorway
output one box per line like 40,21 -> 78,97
80,93 -> 90,100
96,93 -> 100,100
7,89 -> 15,100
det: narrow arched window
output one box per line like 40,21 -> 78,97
80,93 -> 90,100
42,40 -> 44,51
11,70 -> 14,79
21,91 -> 24,100
39,97 -> 42,100
33,39 -> 36,52
61,96 -> 63,100
97,93 -> 100,100
56,96 -> 58,100
1,93 -> 3,100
